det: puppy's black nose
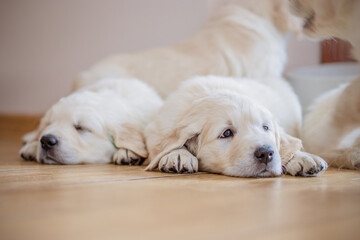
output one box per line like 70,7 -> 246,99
40,135 -> 58,150
254,146 -> 274,164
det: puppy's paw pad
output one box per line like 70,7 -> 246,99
159,149 -> 198,174
285,152 -> 327,177
112,149 -> 144,165
19,142 -> 38,161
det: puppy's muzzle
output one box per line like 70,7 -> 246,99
40,134 -> 58,150
254,146 -> 274,165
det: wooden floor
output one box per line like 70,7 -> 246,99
0,115 -> 359,240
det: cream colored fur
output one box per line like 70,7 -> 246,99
20,78 -> 162,164
302,78 -> 360,169
73,0 -> 301,98
145,76 -> 327,177
290,0 -> 360,169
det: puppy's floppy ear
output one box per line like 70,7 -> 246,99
145,123 -> 202,171
113,123 -> 148,158
274,123 -> 303,164
145,108 -> 206,171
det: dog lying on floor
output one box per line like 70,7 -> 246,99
145,76 -> 327,177
73,0 -> 301,98
290,0 -> 360,169
20,78 -> 162,164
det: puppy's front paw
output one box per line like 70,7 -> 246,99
158,148 -> 198,173
19,142 -> 38,162
284,151 -> 327,177
112,148 -> 145,165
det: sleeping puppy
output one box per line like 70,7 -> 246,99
290,0 -> 360,169
73,0 -> 301,98
145,76 -> 327,177
19,78 -> 162,164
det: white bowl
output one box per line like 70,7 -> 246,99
286,62 -> 360,112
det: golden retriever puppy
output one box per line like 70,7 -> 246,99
145,76 -> 327,177
290,0 -> 360,169
19,78 -> 162,164
73,0 -> 301,98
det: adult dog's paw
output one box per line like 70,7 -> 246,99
19,142 -> 38,162
284,151 -> 327,177
158,148 -> 198,173
112,148 -> 145,165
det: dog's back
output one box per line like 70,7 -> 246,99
73,0 -> 300,97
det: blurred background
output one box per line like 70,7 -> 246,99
0,0 -> 342,114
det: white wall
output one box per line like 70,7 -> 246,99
0,0 -> 319,114
286,35 -> 320,72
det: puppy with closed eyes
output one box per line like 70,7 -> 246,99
145,76 -> 327,177
20,78 -> 162,165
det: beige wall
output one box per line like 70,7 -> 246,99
0,0 -> 319,114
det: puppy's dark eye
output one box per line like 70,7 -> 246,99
220,129 -> 233,138
263,125 -> 269,131
74,124 -> 84,132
